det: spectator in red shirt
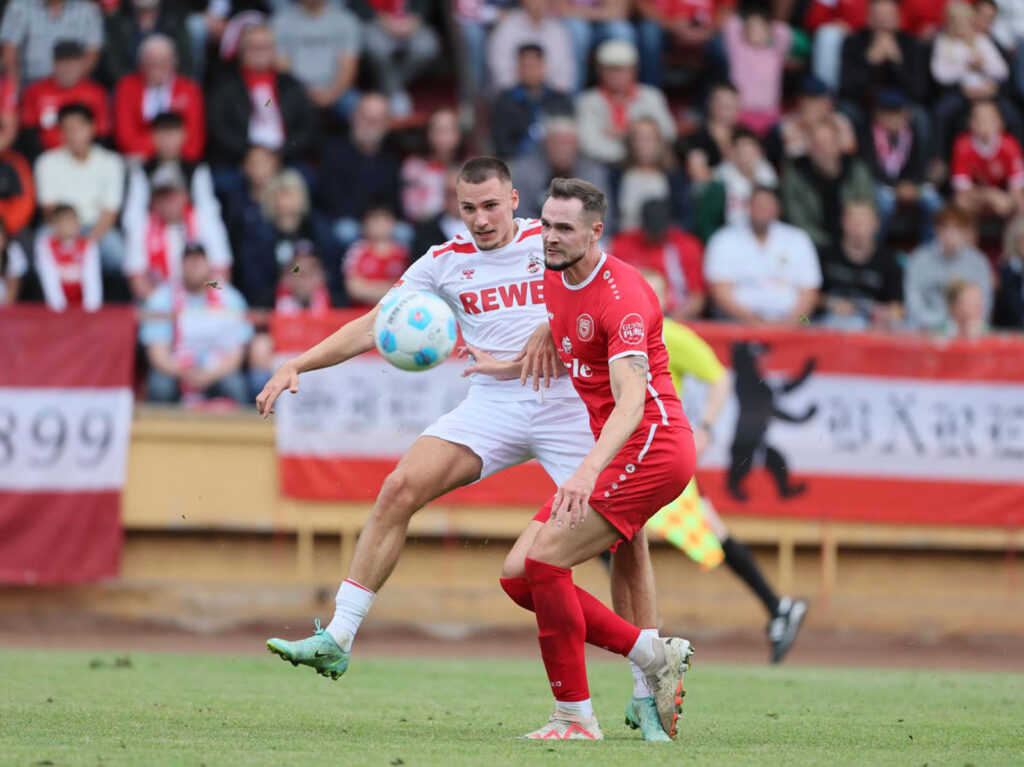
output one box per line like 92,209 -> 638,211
612,197 -> 706,319
635,0 -> 731,89
901,0 -> 951,39
343,203 -> 410,306
804,0 -> 868,92
951,99 -> 1024,217
19,40 -> 109,158
114,33 -> 204,162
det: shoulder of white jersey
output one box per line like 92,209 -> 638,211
515,218 -> 542,242
427,230 -> 477,259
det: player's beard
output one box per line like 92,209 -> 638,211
544,247 -> 585,271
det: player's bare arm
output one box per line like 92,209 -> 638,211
551,354 -> 649,530
457,343 -> 521,379
255,305 -> 381,417
517,321 -> 562,390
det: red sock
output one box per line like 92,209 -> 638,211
500,576 -> 640,655
524,558 -> 590,702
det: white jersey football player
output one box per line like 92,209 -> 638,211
257,158 -> 668,740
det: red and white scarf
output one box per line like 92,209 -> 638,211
48,236 -> 89,307
872,124 -> 912,180
145,206 -> 199,282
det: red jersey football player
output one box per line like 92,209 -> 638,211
465,178 -> 697,741
951,99 -> 1024,217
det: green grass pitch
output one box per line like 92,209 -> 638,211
2,649 -> 1021,766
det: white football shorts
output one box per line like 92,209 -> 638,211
421,393 -> 594,485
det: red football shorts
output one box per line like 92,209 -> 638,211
533,423 -> 695,541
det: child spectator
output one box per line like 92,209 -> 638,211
113,34 -> 205,162
617,116 -> 689,231
19,40 -> 110,157
905,205 -> 992,330
682,82 -> 739,184
612,197 -> 705,319
994,213 -> 1024,329
0,219 -> 28,305
491,44 -> 574,160
138,243 -> 252,405
722,7 -> 791,135
401,108 -> 464,225
930,2 -> 1017,162
944,278 -> 988,338
818,201 -> 903,331
861,89 -> 940,242
124,163 -> 232,301
696,126 -> 778,241
34,203 -> 102,312
343,203 -> 410,306
951,99 -> 1024,218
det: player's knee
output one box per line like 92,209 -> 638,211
376,469 -> 422,519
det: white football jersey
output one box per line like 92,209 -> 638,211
381,218 -> 577,401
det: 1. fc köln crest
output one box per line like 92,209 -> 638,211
577,314 -> 594,341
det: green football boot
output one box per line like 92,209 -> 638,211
624,696 -> 673,742
266,619 -> 350,680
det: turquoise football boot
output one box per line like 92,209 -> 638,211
266,619 -> 350,680
625,696 -> 673,742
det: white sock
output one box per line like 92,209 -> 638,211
325,579 -> 375,651
627,630 -> 658,673
555,698 -> 594,718
629,628 -> 658,697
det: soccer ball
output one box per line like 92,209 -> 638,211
374,290 -> 458,371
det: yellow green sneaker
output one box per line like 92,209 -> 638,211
266,619 -> 349,680
625,696 -> 672,742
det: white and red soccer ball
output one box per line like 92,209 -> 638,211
373,290 -> 458,371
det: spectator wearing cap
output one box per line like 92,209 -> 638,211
33,203 -> 103,311
101,0 -> 192,85
0,0 -> 103,85
358,0 -> 440,117
682,82 -> 739,185
994,212 -> 1024,329
838,0 -> 927,121
139,242 -> 252,405
781,119 -> 875,253
950,99 -> 1024,218
862,89 -> 941,243
488,0 -> 576,95
19,40 -> 110,159
803,0 -> 868,92
616,116 -> 689,232
272,0 -> 362,119
510,116 -> 611,220
635,0 -> 729,89
612,197 -> 705,319
491,44 -> 574,160
237,168 -> 341,308
704,186 -> 822,324
207,22 -> 314,194
576,39 -> 676,165
114,34 -> 205,163
930,2 -> 1020,164
695,127 -> 777,242
343,203 -> 410,306
317,93 -> 403,253
123,112 -> 222,257
556,0 -> 637,92
768,75 -> 857,163
34,103 -> 125,270
817,200 -> 903,331
722,6 -> 791,136
124,162 -> 232,301
904,205 -> 992,331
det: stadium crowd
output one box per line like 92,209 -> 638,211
1,0 -> 1024,405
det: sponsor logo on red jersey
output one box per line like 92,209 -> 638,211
619,313 -> 645,344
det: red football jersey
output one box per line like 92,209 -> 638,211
343,239 -> 410,281
950,132 -> 1024,191
544,253 -> 688,438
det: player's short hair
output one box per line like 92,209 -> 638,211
545,177 -> 608,223
457,156 -> 511,186
58,102 -> 94,124
152,111 -> 185,131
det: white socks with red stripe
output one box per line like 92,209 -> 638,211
325,579 -> 375,651
627,627 -> 660,695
